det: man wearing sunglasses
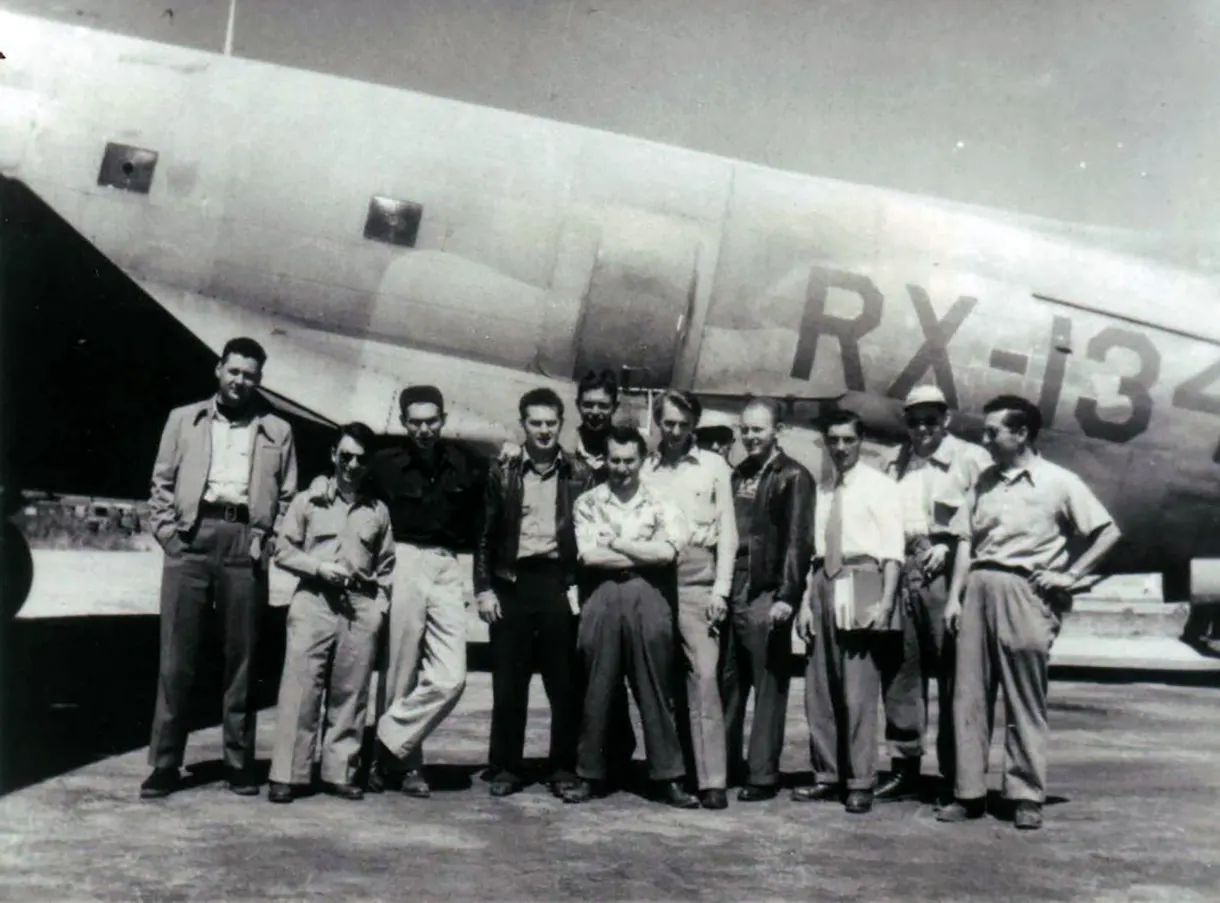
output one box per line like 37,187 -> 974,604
876,385 -> 992,804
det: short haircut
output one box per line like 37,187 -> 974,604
399,385 -> 445,416
983,394 -> 1043,442
742,395 -> 784,427
652,389 -> 702,425
221,337 -> 267,368
819,409 -> 865,438
519,387 -> 565,421
605,424 -> 647,457
577,369 -> 619,405
336,421 -> 376,451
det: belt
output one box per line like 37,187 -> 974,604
971,561 -> 1033,579
814,555 -> 880,570
198,502 -> 249,524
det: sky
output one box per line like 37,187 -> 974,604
5,0 -> 1218,247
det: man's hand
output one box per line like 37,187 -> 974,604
477,590 -> 502,624
249,533 -> 264,564
567,585 -> 580,616
769,601 -> 794,625
944,595 -> 963,634
1031,569 -> 1077,593
317,562 -> 351,586
795,604 -> 816,644
706,594 -> 729,626
865,601 -> 894,631
918,542 -> 949,576
497,441 -> 523,463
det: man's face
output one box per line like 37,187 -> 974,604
522,404 -> 561,454
214,353 -> 262,407
332,434 -> 370,486
606,438 -> 643,488
825,422 -> 862,473
401,402 -> 445,448
981,410 -> 1024,465
577,388 -> 616,434
658,399 -> 695,451
740,405 -> 779,460
905,403 -> 950,457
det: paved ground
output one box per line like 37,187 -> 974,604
1,672 -> 1218,902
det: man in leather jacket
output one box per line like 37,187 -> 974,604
474,388 -> 595,797
719,397 -> 815,802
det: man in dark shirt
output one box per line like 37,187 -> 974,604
369,385 -> 484,798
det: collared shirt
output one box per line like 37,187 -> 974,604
518,454 -> 560,559
202,402 -> 253,506
372,440 -> 483,549
573,431 -> 608,484
274,476 -> 396,606
641,444 -> 737,597
887,433 -> 991,539
949,453 -> 1114,573
573,482 -> 688,561
813,462 -> 905,565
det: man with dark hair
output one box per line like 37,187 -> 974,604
641,390 -> 737,810
268,422 -> 395,803
876,386 -> 991,803
793,409 -> 904,814
563,426 -> 698,809
142,337 -> 298,799
474,388 -> 594,797
370,385 -> 484,797
721,397 -> 814,803
937,394 -> 1120,831
573,370 -> 620,479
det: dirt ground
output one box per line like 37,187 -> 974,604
1,672 -> 1217,903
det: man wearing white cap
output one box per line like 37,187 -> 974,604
876,384 -> 991,803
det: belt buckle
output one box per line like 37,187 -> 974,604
223,504 -> 238,523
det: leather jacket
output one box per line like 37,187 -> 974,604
473,451 -> 594,594
733,450 -> 815,604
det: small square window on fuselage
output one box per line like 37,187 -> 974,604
364,196 -> 422,247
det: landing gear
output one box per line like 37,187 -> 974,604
1,520 -> 33,620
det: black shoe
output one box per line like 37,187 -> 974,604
323,782 -> 364,801
700,788 -> 728,810
400,769 -> 431,799
561,779 -> 605,804
845,789 -> 874,814
936,797 -> 986,823
548,771 -> 580,798
737,784 -> 779,802
267,782 -> 295,804
139,767 -> 180,800
791,782 -> 841,803
225,768 -> 260,797
489,778 -> 523,798
661,780 -> 700,809
875,761 -> 921,803
1013,801 -> 1043,831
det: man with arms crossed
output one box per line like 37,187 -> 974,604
142,337 -> 297,799
937,395 -> 1120,830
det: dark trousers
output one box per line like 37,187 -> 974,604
488,560 -> 579,782
879,551 -> 955,777
575,571 -> 684,783
577,573 -> 637,777
720,568 -> 791,788
149,518 -> 265,772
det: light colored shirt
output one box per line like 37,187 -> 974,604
518,456 -> 560,559
887,433 -> 991,539
573,482 -> 688,561
949,453 -> 1114,573
275,476 -> 396,609
203,404 -> 253,506
641,445 -> 737,597
814,462 -> 905,565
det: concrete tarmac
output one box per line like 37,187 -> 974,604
1,674 -> 1218,902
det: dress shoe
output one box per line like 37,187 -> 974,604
324,782 -> 364,801
844,790 -> 874,814
400,769 -> 431,799
366,761 -> 400,794
661,781 -> 700,810
267,782 -> 295,804
874,759 -> 921,803
1013,801 -> 1043,831
561,779 -> 605,804
737,784 -> 778,803
225,769 -> 261,797
935,797 -> 986,823
549,775 -> 581,798
489,779 -> 523,798
791,783 -> 841,803
700,789 -> 728,810
139,767 -> 180,800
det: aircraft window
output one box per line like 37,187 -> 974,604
364,196 -> 422,248
97,142 -> 158,194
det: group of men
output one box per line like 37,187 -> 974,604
139,336 -> 1121,832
